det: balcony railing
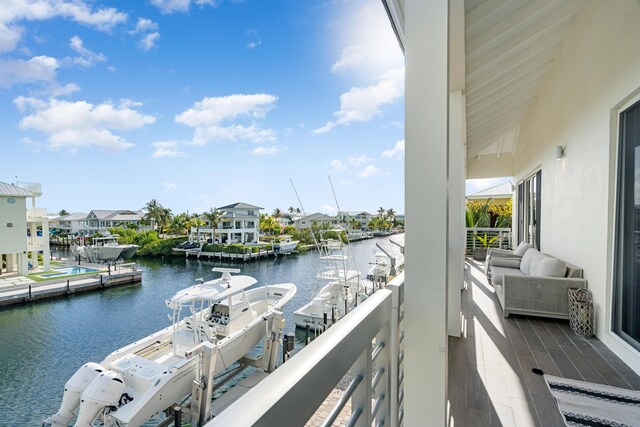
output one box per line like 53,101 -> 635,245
207,273 -> 405,427
27,208 -> 48,220
27,236 -> 45,249
465,227 -> 512,255
16,181 -> 41,196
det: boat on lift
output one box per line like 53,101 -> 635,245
272,235 -> 299,255
44,268 -> 296,427
72,233 -> 138,263
293,231 -> 372,330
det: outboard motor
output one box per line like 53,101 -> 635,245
74,370 -> 125,427
43,362 -> 104,426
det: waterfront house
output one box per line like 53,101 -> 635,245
337,211 -> 375,230
194,202 -> 262,244
292,212 -> 340,230
0,181 -> 50,275
466,180 -> 514,206
81,210 -> 147,233
207,1 -> 640,426
50,212 -> 88,235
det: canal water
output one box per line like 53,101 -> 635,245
0,237 -> 395,425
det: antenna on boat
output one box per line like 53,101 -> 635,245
290,179 -> 321,251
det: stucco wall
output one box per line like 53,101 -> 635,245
0,196 -> 28,254
513,1 -> 640,372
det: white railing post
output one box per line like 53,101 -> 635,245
351,344 -> 373,427
387,277 -> 404,427
373,322 -> 391,427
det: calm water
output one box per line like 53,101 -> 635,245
0,237 -> 391,425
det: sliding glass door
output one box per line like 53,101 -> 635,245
614,99 -> 640,350
517,170 -> 542,249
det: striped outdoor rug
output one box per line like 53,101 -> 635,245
545,374 -> 640,426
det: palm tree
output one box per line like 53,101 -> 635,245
143,199 -> 166,233
386,208 -> 396,222
203,208 -> 224,243
288,206 -> 295,214
273,208 -> 283,218
188,213 -> 204,243
169,215 -> 188,236
260,215 -> 280,236
157,207 -> 172,237
295,207 -> 301,214
349,217 -> 360,230
377,206 -> 386,218
58,209 -> 69,216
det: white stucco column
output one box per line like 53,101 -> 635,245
404,0 -> 449,425
18,252 -> 28,276
6,254 -> 15,273
43,219 -> 50,271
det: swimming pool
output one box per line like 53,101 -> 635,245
40,266 -> 100,278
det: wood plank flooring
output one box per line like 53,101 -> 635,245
448,259 -> 640,427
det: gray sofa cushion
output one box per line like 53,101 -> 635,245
519,248 -> 539,275
490,257 -> 521,269
492,266 -> 525,286
513,242 -> 532,256
530,257 -> 567,277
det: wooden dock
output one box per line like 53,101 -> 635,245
0,269 -> 142,308
173,248 -> 278,261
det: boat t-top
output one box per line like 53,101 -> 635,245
72,233 -> 138,263
44,268 -> 296,427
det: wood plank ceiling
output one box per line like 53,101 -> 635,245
464,0 -> 588,159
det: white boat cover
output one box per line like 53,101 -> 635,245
166,275 -> 257,307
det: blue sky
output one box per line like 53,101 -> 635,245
0,0 -> 406,216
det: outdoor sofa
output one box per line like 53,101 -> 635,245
487,246 -> 587,319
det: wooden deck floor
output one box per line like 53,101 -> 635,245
448,259 -> 640,427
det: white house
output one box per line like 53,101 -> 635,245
81,210 -> 147,233
194,202 -> 262,244
337,211 -> 374,229
0,181 -> 50,275
292,212 -> 340,230
51,212 -> 88,234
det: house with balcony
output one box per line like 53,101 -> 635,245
205,1 -> 640,427
292,212 -> 340,230
337,211 -> 374,230
50,212 -> 88,234
193,202 -> 262,244
81,210 -> 146,233
0,181 -> 50,275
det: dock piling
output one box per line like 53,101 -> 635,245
305,324 -> 310,344
66,279 -> 70,295
173,406 -> 182,427
28,285 -> 32,302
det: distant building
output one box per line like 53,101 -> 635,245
466,181 -> 513,205
194,202 -> 262,244
293,213 -> 340,230
337,211 -> 374,230
81,210 -> 147,233
50,212 -> 88,234
0,181 -> 51,275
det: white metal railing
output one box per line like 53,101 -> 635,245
465,227 -> 512,255
206,273 -> 405,427
27,208 -> 48,220
16,181 -> 41,195
27,236 -> 45,248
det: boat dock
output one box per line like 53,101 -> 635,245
173,248 -> 278,261
0,265 -> 142,308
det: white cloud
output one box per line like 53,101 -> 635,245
149,0 -> 220,14
246,40 -> 261,49
176,94 -> 278,145
381,139 -> 404,159
320,204 -> 337,215
251,146 -> 280,156
68,35 -> 106,67
152,141 -> 185,158
314,67 -> 404,134
348,155 -> 373,166
16,97 -> 156,152
329,159 -> 347,172
332,45 -> 370,73
133,18 -> 158,33
359,165 -> 380,178
107,65 -> 116,72
139,32 -> 160,51
46,82 -> 80,97
0,55 -> 58,88
163,182 -> 178,192
0,1 -> 127,54
339,180 -> 352,187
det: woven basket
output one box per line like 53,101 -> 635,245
568,288 -> 594,337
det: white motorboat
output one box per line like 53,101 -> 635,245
293,233 -> 372,330
366,251 -> 392,283
44,268 -> 296,427
72,234 -> 138,263
272,235 -> 299,254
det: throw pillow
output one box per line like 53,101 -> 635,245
530,257 -> 567,277
513,242 -> 533,256
519,248 -> 539,275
